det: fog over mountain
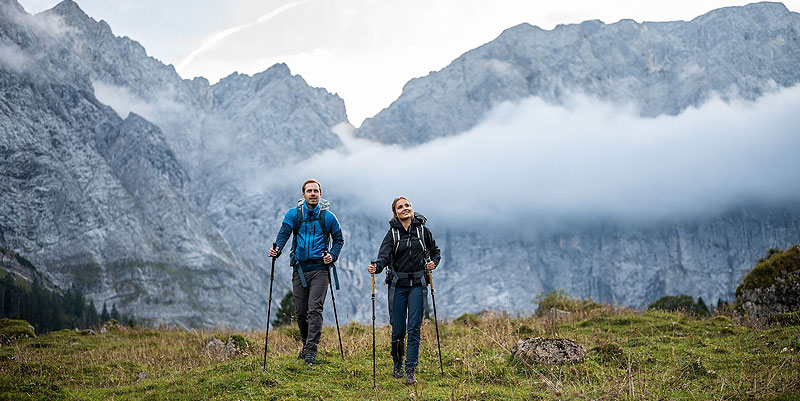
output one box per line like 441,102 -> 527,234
273,89 -> 800,226
2,0 -> 799,327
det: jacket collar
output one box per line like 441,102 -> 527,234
303,201 -> 320,216
389,216 -> 421,230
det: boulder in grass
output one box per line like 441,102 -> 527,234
99,319 -> 127,333
545,308 -> 572,320
511,337 -> 586,365
204,335 -> 251,361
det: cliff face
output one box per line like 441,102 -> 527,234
0,0 -> 254,327
2,0 -> 799,328
356,2 -> 800,145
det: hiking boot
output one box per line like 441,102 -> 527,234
303,352 -> 316,365
297,350 -> 305,360
392,358 -> 403,378
405,368 -> 417,385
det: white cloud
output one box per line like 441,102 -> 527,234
175,0 -> 307,73
0,42 -> 33,73
92,80 -> 184,124
259,86 -> 800,229
27,10 -> 74,37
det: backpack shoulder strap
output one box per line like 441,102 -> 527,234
293,204 -> 303,235
416,225 -> 427,253
318,209 -> 329,237
391,227 -> 400,254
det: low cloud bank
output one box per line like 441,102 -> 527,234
92,80 -> 185,124
0,42 -> 32,73
265,87 -> 800,228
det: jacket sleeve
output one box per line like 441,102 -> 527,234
425,226 -> 441,267
274,208 -> 296,255
374,229 -> 394,274
326,211 -> 344,262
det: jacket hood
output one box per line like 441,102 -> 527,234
297,198 -> 330,214
389,212 -> 427,228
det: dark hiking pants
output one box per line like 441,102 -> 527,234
292,269 -> 329,355
391,285 -> 424,371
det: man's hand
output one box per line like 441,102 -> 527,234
426,261 -> 436,270
268,246 -> 280,258
323,252 -> 333,264
367,263 -> 377,274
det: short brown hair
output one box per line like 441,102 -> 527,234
302,179 -> 321,193
391,196 -> 410,219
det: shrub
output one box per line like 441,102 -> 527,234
648,295 -> 710,316
736,245 -> 800,297
534,290 -> 602,316
277,325 -> 302,342
766,311 -> 800,327
455,312 -> 481,326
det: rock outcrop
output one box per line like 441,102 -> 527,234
511,337 -> 586,365
735,245 -> 800,323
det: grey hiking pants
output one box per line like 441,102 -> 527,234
292,268 -> 329,355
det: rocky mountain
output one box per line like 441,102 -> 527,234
0,0 -> 260,327
2,0 -> 799,328
357,2 -> 800,145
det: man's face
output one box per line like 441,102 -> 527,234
303,183 -> 321,207
395,199 -> 413,220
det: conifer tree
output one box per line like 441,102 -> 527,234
87,299 -> 100,327
696,296 -> 709,316
110,303 -> 120,321
273,291 -> 295,327
101,302 -> 110,322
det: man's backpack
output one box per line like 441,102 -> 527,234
290,198 -> 339,290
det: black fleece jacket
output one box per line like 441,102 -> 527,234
374,216 -> 441,287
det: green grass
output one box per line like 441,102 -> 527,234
0,319 -> 35,345
1,309 -> 799,400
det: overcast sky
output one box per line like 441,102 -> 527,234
17,0 -> 800,126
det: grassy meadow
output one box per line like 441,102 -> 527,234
1,306 -> 798,400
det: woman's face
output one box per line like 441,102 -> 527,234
394,198 -> 413,220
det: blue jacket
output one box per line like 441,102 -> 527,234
274,201 -> 344,271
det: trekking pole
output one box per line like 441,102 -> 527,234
426,253 -> 444,376
263,242 -> 277,369
370,261 -> 377,389
324,251 -> 345,360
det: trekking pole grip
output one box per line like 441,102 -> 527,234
370,261 -> 376,294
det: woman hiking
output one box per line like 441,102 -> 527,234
367,196 -> 441,385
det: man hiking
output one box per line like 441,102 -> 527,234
368,196 -> 441,384
268,178 -> 344,365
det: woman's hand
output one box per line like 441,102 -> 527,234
426,261 -> 436,270
368,263 -> 377,274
